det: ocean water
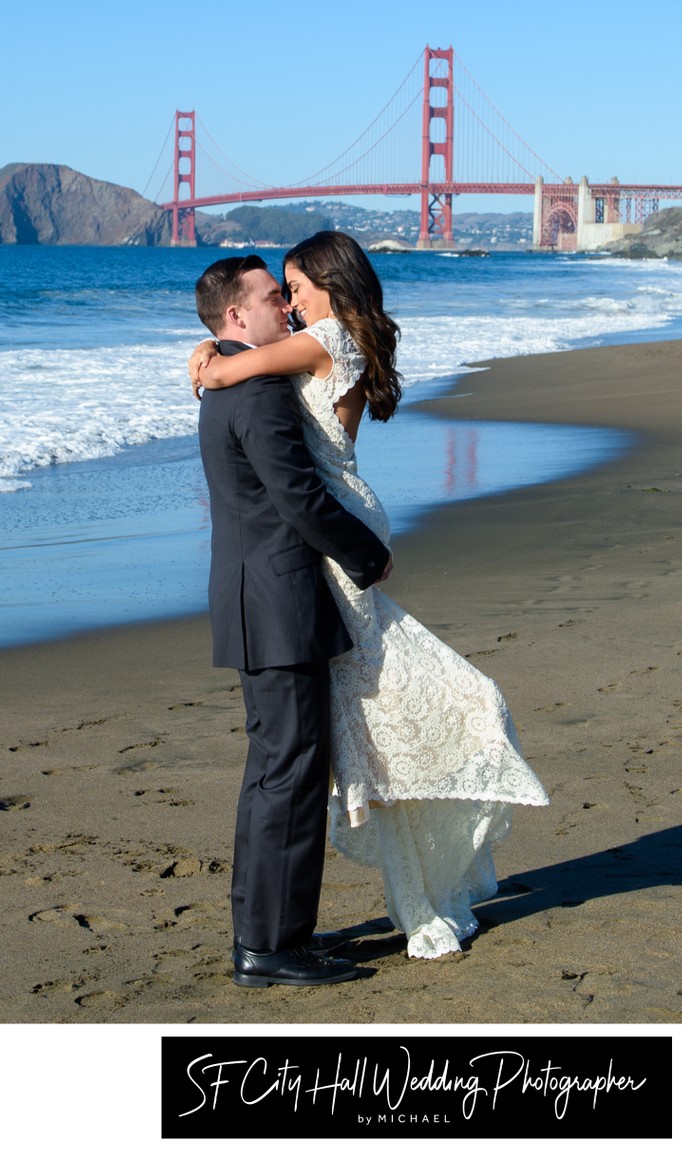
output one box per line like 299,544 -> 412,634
1,245 -> 681,647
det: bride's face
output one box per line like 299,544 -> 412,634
284,263 -> 332,327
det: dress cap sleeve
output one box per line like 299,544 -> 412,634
303,318 -> 366,404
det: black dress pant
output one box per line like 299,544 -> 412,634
232,660 -> 331,953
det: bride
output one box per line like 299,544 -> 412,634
190,231 -> 549,959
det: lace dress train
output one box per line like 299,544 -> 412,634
292,319 -> 549,958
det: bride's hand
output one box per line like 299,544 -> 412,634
189,340 -> 218,400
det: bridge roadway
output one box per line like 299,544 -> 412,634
161,183 -> 682,212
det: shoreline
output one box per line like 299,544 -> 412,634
0,369 -> 634,650
1,338 -> 680,1025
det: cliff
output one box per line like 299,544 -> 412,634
0,163 -> 173,245
603,206 -> 682,259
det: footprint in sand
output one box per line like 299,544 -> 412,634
555,820 -> 578,836
75,990 -> 129,1009
118,739 -> 164,753
41,763 -> 99,777
29,904 -> 127,931
0,794 -> 32,810
32,978 -> 86,996
111,760 -> 159,776
161,856 -> 203,879
172,902 -> 229,927
27,834 -> 97,856
624,781 -> 646,802
132,788 -> 194,807
29,904 -> 89,927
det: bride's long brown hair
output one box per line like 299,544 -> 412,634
283,231 -> 402,421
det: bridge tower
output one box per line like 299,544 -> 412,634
418,46 -> 454,248
171,111 -> 197,247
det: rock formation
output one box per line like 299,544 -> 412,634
602,206 -> 682,259
0,163 -> 173,245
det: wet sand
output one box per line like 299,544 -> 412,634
1,340 -> 680,1027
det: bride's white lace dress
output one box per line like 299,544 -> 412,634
292,318 -> 549,958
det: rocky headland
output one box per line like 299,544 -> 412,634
603,205 -> 682,259
0,163 -> 173,246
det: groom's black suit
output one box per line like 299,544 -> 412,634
199,341 -> 389,953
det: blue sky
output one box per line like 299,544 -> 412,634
4,0 -> 682,217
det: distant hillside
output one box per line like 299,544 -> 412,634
200,200 -> 534,249
0,163 -> 172,245
603,206 -> 682,259
197,204 -> 334,246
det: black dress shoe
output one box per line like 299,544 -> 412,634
231,932 -> 348,961
233,944 -> 356,988
305,931 -> 349,955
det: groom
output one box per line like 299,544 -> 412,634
194,256 -> 391,987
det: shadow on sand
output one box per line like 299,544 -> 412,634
332,826 -> 681,966
478,824 -> 681,930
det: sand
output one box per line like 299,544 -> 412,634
1,340 -> 680,1027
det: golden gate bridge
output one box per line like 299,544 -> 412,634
148,45 -> 682,252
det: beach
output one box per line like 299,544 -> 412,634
1,338 -> 680,1026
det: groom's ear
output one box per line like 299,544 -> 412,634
226,303 -> 245,328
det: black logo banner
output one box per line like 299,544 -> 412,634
161,1034 -> 671,1139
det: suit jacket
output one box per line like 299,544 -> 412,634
198,341 -> 390,670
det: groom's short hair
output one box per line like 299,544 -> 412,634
195,254 -> 268,335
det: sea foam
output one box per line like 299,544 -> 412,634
2,251 -> 682,493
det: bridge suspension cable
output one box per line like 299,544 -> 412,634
287,48 -> 425,187
452,51 -> 562,184
195,114 -> 272,191
141,114 -> 176,202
